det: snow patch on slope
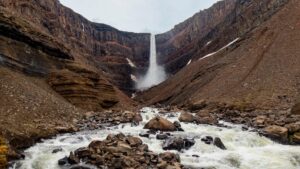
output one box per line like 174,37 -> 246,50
126,58 -> 136,67
199,38 -> 240,61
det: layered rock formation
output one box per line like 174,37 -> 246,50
0,0 -> 150,158
156,0 -> 289,75
0,0 -> 150,95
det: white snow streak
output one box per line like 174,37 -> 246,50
126,58 -> 136,67
186,59 -> 192,66
199,38 -> 240,61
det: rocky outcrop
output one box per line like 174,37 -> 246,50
156,0 -> 289,75
60,133 -> 182,169
48,65 -> 119,111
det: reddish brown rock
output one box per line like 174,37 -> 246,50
48,68 -> 119,111
264,125 -> 288,143
144,117 -> 176,131
62,134 -> 182,169
178,112 -> 194,122
291,132 -> 300,144
194,110 -> 217,125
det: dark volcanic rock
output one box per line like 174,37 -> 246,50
156,134 -> 169,140
162,137 -> 195,151
201,136 -> 214,145
58,156 -> 69,166
213,137 -> 227,150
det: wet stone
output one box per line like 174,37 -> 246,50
156,134 -> 169,140
52,148 -> 63,154
201,136 -> 214,144
58,156 -> 69,166
139,133 -> 150,138
163,137 -> 195,151
213,137 -> 226,150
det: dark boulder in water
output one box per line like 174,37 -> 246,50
213,137 -> 227,150
162,137 -> 195,151
201,136 -> 214,145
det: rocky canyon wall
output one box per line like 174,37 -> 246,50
0,0 -> 152,112
0,0 -> 150,96
138,0 -> 297,110
156,0 -> 289,75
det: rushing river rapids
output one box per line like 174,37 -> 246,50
11,107 -> 300,169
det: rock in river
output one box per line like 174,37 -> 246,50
144,116 -> 176,131
59,133 -> 183,169
162,137 -> 195,151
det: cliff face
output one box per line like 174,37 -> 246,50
0,0 -> 150,95
0,0 -> 152,113
156,0 -> 289,75
138,0 -> 299,110
0,0 -> 149,155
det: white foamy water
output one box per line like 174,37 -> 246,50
137,34 -> 166,90
11,107 -> 300,169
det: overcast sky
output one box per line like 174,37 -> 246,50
59,0 -> 219,33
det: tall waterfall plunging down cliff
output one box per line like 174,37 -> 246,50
137,34 -> 166,90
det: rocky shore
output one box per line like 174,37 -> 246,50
75,103 -> 300,146
177,101 -> 300,145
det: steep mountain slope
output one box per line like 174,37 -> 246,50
156,0 -> 289,75
138,0 -> 300,111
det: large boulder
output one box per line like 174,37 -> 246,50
213,137 -> 227,150
263,125 -> 288,143
144,117 -> 176,131
162,137 -> 195,151
178,112 -> 194,122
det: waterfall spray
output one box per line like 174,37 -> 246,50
137,34 -> 166,90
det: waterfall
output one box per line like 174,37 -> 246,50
137,34 -> 166,90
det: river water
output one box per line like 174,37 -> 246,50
11,107 -> 300,169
